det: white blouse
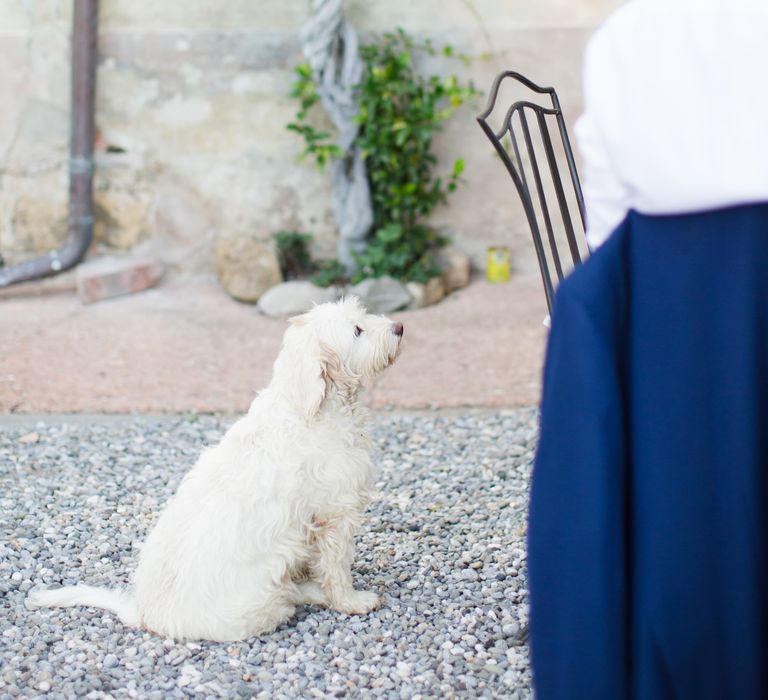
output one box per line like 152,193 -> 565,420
575,0 -> 768,249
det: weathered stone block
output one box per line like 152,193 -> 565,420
94,189 -> 151,249
10,195 -> 68,255
76,256 -> 164,304
140,178 -> 214,273
215,233 -> 282,303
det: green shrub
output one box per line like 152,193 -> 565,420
352,223 -> 444,284
289,28 -> 477,283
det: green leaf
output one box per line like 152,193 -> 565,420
376,223 -> 403,243
295,63 -> 313,79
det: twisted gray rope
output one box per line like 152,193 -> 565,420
301,0 -> 373,272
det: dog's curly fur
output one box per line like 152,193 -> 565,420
27,297 -> 403,641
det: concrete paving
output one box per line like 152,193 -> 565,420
0,274 -> 548,414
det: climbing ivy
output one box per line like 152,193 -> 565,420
288,28 -> 477,283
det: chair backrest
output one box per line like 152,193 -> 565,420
477,71 -> 588,312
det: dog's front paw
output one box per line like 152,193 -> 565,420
333,590 -> 380,615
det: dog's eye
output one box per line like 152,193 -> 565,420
354,325 -> 363,337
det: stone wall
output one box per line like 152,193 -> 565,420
0,0 -> 623,276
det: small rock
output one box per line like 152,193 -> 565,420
215,233 -> 282,303
177,664 -> 201,688
350,276 -> 411,313
405,281 -> 426,310
424,276 -> 446,305
436,245 -> 471,292
18,432 -> 39,444
502,622 -> 520,637
257,281 -> 340,317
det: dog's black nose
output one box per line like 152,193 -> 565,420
392,322 -> 404,337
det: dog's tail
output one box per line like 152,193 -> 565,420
27,585 -> 139,627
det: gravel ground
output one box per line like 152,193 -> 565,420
0,410 -> 536,699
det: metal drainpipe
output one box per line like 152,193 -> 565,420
0,0 -> 98,288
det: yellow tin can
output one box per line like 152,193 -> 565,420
486,246 -> 511,283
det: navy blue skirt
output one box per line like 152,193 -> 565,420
528,204 -> 768,699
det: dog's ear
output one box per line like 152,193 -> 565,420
299,342 -> 357,420
318,341 -> 358,394
272,321 -> 326,420
297,349 -> 327,421
273,323 -> 356,420
295,340 -> 341,421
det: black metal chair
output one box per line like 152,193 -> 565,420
477,71 -> 589,313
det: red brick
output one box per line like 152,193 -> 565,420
76,257 -> 165,304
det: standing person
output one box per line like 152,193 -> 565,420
527,0 -> 768,698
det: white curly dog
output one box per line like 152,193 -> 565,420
28,297 -> 403,641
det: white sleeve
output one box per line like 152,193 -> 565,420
574,29 -> 632,251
